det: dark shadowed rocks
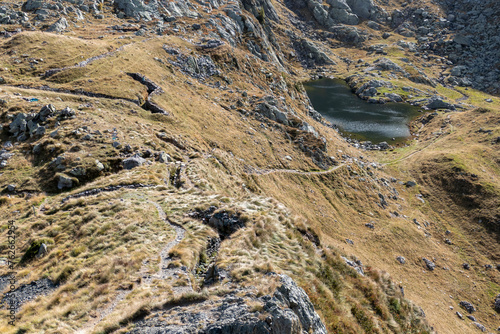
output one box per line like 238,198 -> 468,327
459,301 -> 476,314
494,294 -> 500,313
1,278 -> 58,312
422,258 -> 435,271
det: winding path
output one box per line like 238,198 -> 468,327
244,163 -> 345,176
43,43 -> 132,78
73,194 -> 189,334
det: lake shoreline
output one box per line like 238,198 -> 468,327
304,77 -> 426,149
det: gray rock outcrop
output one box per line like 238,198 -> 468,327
426,96 -> 455,110
47,17 -> 68,32
7,105 -> 57,141
123,155 -> 146,170
128,274 -> 327,334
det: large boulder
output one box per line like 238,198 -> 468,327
426,96 -> 455,110
346,0 -> 375,19
122,155 -> 146,170
57,174 -> 74,190
459,301 -> 476,314
47,17 -> 68,33
22,0 -> 44,11
257,103 -> 289,126
113,0 -> 159,20
9,113 -> 27,136
326,0 -> 359,25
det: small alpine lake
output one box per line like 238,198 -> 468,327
304,78 -> 420,144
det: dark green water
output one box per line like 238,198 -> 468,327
304,79 -> 420,144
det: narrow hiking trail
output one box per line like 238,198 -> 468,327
244,163 -> 346,176
382,121 -> 455,166
73,193 -> 189,334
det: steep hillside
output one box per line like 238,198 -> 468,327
0,0 -> 498,333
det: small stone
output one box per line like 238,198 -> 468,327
473,322 -> 486,332
345,239 -> 354,245
467,315 -> 476,321
60,106 -> 76,118
50,130 -> 60,138
7,184 -> 16,192
158,152 -> 172,163
35,126 -> 46,136
444,239 -> 452,245
112,141 -> 122,148
57,174 -> 74,190
47,17 -> 68,33
463,263 -> 470,270
95,160 -> 104,171
422,258 -> 435,271
82,134 -> 93,140
459,301 -> 476,313
37,243 -> 47,258
405,180 -> 417,187
122,144 -> 133,153
456,311 -> 463,319
69,167 -> 86,176
33,143 -> 42,154
396,256 -> 406,264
